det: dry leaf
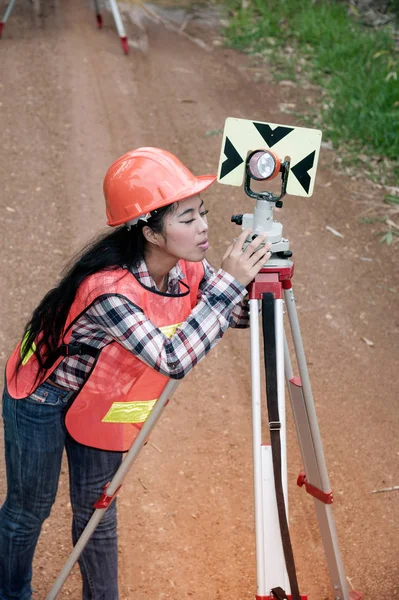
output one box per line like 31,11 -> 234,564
326,225 -> 344,238
279,103 -> 296,114
278,80 -> 296,87
361,337 -> 374,347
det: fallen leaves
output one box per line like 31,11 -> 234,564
326,225 -> 344,238
371,485 -> 399,494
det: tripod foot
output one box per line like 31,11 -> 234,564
96,13 -> 103,28
349,592 -> 362,600
120,36 -> 128,54
0,21 -> 5,38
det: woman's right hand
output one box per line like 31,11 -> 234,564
221,229 -> 272,287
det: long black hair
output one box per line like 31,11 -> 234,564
17,203 -> 176,379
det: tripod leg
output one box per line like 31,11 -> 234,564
45,379 -> 180,600
93,0 -> 103,28
250,298 -> 291,596
284,285 -> 361,600
0,0 -> 18,37
250,298 -> 267,596
108,0 -> 128,54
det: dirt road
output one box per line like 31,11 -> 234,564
0,1 -> 398,598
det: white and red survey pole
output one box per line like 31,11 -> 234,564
94,0 -> 129,54
0,0 -> 18,38
0,0 -> 129,54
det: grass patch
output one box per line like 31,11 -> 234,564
222,0 -> 399,176
359,192 -> 399,243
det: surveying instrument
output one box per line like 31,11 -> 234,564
215,118 -> 362,600
45,118 -> 362,600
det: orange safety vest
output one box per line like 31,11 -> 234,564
6,261 -> 204,451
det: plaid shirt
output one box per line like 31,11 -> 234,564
50,259 -> 249,390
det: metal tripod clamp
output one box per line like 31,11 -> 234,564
93,482 -> 123,510
297,471 -> 334,505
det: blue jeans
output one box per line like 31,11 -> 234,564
0,381 -> 123,600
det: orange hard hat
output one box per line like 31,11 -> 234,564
103,147 -> 216,226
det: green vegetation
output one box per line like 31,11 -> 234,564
222,0 -> 398,173
221,0 -> 399,241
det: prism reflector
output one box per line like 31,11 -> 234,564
248,150 -> 281,181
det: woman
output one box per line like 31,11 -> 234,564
0,147 -> 271,600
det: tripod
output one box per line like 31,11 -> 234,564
218,129 -> 362,598
248,257 -> 362,600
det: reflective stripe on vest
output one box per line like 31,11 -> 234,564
100,323 -> 180,424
